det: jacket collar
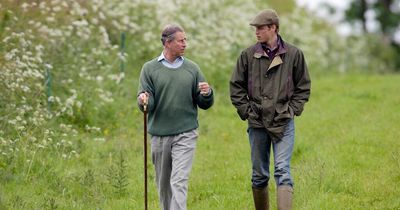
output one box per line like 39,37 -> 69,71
253,35 -> 287,71
253,34 -> 287,59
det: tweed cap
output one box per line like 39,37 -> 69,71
250,9 -> 279,27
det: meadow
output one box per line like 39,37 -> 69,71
1,0 -> 400,209
2,73 -> 400,210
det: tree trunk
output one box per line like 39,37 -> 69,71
361,0 -> 368,33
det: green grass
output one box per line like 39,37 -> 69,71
1,73 -> 400,209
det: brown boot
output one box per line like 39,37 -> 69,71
277,185 -> 293,210
252,186 -> 269,210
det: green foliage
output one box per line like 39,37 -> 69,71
106,152 -> 129,197
372,0 -> 400,34
254,0 -> 296,14
345,0 -> 368,27
1,0 -> 400,209
344,0 -> 400,70
345,0 -> 400,34
42,196 -> 58,210
10,195 -> 27,209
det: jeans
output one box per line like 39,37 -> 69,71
248,119 -> 295,188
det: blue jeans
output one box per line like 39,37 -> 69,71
248,119 -> 295,188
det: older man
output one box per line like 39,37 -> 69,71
137,24 -> 214,210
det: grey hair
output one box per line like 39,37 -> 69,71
161,24 -> 184,45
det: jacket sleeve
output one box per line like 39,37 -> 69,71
289,49 -> 311,116
195,70 -> 214,110
137,65 -> 155,112
230,51 -> 250,120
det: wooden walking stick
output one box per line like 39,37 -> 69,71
143,103 -> 148,210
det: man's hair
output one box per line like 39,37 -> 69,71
161,24 -> 184,45
267,24 -> 279,33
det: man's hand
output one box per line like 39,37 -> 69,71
198,82 -> 211,96
138,92 -> 149,106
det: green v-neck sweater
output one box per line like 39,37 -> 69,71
138,58 -> 214,136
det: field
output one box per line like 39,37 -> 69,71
1,0 -> 400,209
1,73 -> 399,209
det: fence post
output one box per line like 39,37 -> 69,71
45,65 -> 52,112
120,32 -> 126,76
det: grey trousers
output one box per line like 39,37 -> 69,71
151,129 -> 198,210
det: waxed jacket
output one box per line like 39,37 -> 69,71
230,37 -> 311,142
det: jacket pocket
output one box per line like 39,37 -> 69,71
273,102 -> 293,122
237,103 -> 250,120
249,101 -> 262,120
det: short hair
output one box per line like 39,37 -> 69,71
267,24 -> 279,33
161,24 -> 184,45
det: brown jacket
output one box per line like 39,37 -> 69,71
230,37 -> 311,142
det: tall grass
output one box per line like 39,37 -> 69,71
2,74 -> 399,209
189,74 -> 400,210
1,0 -> 400,209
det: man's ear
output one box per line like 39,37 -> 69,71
164,40 -> 170,48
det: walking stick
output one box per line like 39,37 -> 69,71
143,104 -> 148,210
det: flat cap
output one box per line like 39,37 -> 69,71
250,9 -> 279,27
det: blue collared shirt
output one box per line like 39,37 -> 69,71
157,52 -> 184,68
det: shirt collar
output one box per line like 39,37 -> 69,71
157,52 -> 184,63
253,34 -> 287,58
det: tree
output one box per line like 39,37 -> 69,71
345,0 -> 400,44
344,0 -> 400,70
345,0 -> 368,33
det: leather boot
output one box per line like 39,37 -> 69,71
277,185 -> 293,210
252,186 -> 269,210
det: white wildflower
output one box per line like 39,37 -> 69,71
21,85 -> 31,93
76,101 -> 82,108
3,36 -> 11,43
94,138 -> 105,142
99,12 -> 106,20
39,2 -> 46,9
61,1 -> 68,8
49,29 -> 63,37
45,63 -> 53,69
46,16 -> 55,23
72,19 -> 89,27
48,96 -> 55,103
21,3 -> 30,10
53,6 -> 62,12
92,17 -> 99,25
